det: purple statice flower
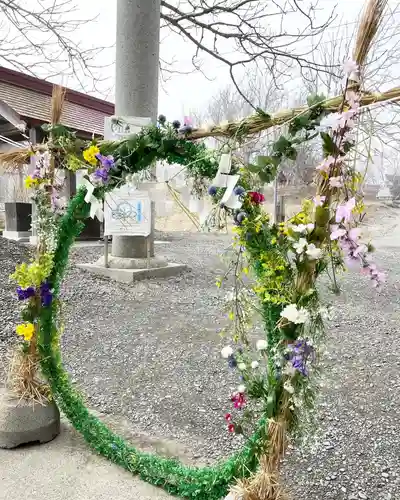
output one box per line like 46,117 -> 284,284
32,168 -> 42,180
288,339 -> 315,376
40,281 -> 53,307
17,286 -> 35,300
208,185 -> 217,196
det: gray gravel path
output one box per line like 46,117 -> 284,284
0,230 -> 399,500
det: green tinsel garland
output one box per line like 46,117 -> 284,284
34,107 -> 330,497
37,188 -> 269,499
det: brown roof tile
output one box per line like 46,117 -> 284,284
0,81 -> 113,135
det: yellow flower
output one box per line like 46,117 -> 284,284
16,323 -> 35,342
83,145 -> 100,165
24,176 -> 39,189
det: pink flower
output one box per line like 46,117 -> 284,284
338,109 -> 357,129
336,197 -> 356,223
316,155 -> 336,173
330,225 -> 347,240
231,392 -> 246,409
225,413 -> 232,422
346,90 -> 360,110
343,59 -> 359,78
353,244 -> 367,257
329,176 -> 343,189
348,227 -> 361,241
228,423 -> 235,433
184,116 -> 193,127
313,195 -> 326,207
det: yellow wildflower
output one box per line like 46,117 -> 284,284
83,145 -> 100,165
24,176 -> 39,189
16,323 -> 35,342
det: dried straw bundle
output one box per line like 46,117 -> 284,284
7,349 -> 50,406
353,0 -> 388,66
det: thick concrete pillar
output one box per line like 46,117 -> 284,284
112,0 -> 161,259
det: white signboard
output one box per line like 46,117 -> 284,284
104,116 -> 152,141
104,189 -> 151,236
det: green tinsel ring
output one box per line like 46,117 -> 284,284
37,188 -> 269,499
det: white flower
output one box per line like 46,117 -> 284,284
238,384 -> 246,393
306,243 -> 322,260
280,304 -> 309,324
221,346 -> 233,358
292,223 -> 313,233
256,339 -> 267,351
283,380 -> 295,394
238,363 -> 246,371
251,361 -> 259,369
225,291 -> 235,302
293,238 -> 308,254
283,363 -> 296,376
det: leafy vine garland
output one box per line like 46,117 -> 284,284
8,48 -> 386,500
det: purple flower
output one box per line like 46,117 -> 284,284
208,185 -> 217,196
228,355 -> 237,369
96,154 -> 115,169
17,286 -> 35,300
94,168 -> 109,182
40,281 -> 53,307
234,186 -> 245,196
32,169 -> 42,180
288,339 -> 315,376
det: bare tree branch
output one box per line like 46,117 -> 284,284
0,0 -> 112,94
160,0 -> 337,107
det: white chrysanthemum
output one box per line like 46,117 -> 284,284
237,384 -> 246,393
221,346 -> 233,358
306,243 -> 322,260
280,304 -> 309,324
293,238 -> 308,254
238,363 -> 246,371
251,361 -> 259,369
256,339 -> 267,351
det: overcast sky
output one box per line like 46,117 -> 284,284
68,0 -> 383,119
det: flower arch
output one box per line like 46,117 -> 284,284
3,2 -> 394,498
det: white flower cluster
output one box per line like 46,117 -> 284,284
293,238 -> 322,260
280,304 -> 309,324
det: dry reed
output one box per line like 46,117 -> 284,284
6,349 -> 50,406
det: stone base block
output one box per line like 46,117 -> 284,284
2,230 -> 32,242
76,262 -> 188,283
0,388 -> 60,449
95,255 -> 168,269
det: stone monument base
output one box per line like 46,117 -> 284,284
0,388 -> 60,449
76,261 -> 188,283
2,230 -> 31,242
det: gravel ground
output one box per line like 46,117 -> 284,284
0,238 -> 32,377
0,228 -> 399,500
